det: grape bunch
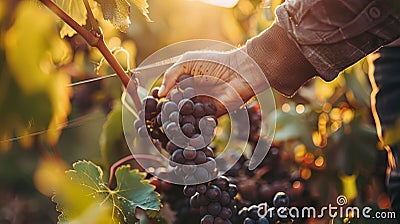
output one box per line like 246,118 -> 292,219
134,74 -> 238,223
184,176 -> 238,224
238,192 -> 292,224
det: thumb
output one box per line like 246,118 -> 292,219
158,64 -> 185,97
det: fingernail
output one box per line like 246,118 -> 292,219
158,85 -> 166,97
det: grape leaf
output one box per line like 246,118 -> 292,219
54,0 -> 87,37
54,161 -> 160,223
94,0 -> 151,31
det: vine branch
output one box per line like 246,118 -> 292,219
40,0 -> 141,108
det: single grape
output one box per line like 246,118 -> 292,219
202,146 -> 214,157
170,88 -> 183,103
182,87 -> 196,99
204,102 -> 217,115
194,150 -> 207,164
162,101 -> 178,116
243,218 -> 256,224
178,99 -> 194,115
220,191 -> 231,206
143,96 -> 158,113
247,205 -> 259,220
169,111 -> 180,123
166,122 -> 180,136
183,185 -> 197,197
165,141 -> 179,154
183,146 -> 197,160
171,149 -> 185,164
182,123 -> 196,137
213,176 -> 230,191
151,87 -> 160,99
219,207 -> 232,219
182,115 -> 196,125
227,184 -> 238,198
200,214 -> 214,224
196,184 -> 207,194
207,202 -> 222,216
193,103 -> 206,118
156,114 -> 162,126
156,101 -> 163,114
206,185 -> 222,201
273,192 -> 290,207
138,126 -> 148,137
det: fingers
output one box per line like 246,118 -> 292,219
158,64 -> 185,97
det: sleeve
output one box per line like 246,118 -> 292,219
245,0 -> 400,96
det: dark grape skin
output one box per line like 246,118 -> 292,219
162,101 -> 178,116
247,205 -> 259,220
213,176 -> 230,191
199,206 -> 208,216
182,123 -> 196,137
220,191 -> 231,206
207,202 -> 222,216
156,101 -> 163,114
171,149 -> 185,164
219,207 -> 233,219
200,214 -> 214,224
197,184 -> 207,194
169,111 -> 180,123
166,122 -> 180,136
227,184 -> 238,198
170,88 -> 183,103
266,207 -> 279,223
183,185 -> 197,197
182,87 -> 196,99
143,96 -> 158,112
198,193 -> 210,206
273,192 -> 290,207
190,194 -> 200,208
182,114 -> 196,125
204,102 -> 217,115
151,87 -> 160,99
193,102 -> 205,118
137,126 -> 148,137
165,141 -> 179,154
202,147 -> 214,157
243,218 -> 256,224
194,150 -> 207,164
178,99 -> 195,115
205,185 -> 222,201
183,146 -> 197,160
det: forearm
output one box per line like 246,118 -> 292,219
245,0 -> 400,96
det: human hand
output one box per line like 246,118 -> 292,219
158,47 -> 268,116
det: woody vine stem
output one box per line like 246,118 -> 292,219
39,0 -> 142,111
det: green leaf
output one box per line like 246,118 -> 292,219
54,161 -> 160,223
94,0 -> 151,31
54,0 -> 87,37
100,101 -> 131,168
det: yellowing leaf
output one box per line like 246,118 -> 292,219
95,0 -> 131,31
54,0 -> 87,37
128,0 -> 152,22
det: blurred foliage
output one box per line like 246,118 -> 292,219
0,0 -> 394,223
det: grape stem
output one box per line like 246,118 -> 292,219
108,154 -> 163,188
39,0 -> 142,110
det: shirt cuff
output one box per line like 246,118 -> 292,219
245,23 -> 318,97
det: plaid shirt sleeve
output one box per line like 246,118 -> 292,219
246,0 -> 400,96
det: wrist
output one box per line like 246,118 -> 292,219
245,22 -> 317,97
